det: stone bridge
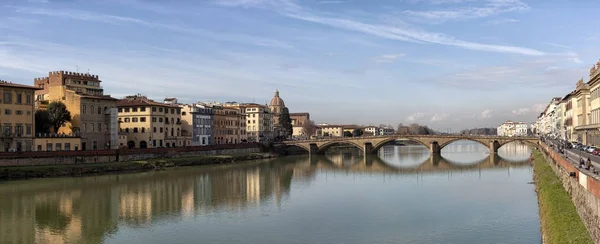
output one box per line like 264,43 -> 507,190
280,135 -> 539,155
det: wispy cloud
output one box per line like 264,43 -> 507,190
403,0 -> 529,23
512,103 -> 547,115
318,0 -> 345,4
487,18 -> 519,25
250,1 -> 546,56
543,42 -> 572,50
373,54 -> 405,63
11,6 -> 294,49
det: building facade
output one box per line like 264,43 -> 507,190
181,103 -> 213,146
117,95 -> 185,148
317,124 -> 344,137
290,113 -> 310,138
497,121 -> 528,137
245,103 -> 274,142
0,80 -> 39,152
34,71 -> 118,150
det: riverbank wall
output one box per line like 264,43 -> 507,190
538,143 -> 600,243
0,143 -> 262,167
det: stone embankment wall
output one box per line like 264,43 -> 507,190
540,143 -> 600,242
0,143 -> 262,166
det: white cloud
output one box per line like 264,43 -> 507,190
373,53 -> 405,63
218,0 -> 546,56
480,109 -> 492,119
532,103 -> 546,113
403,0 -> 529,23
430,113 -> 450,122
487,18 -> 519,25
512,103 -> 547,116
512,108 -> 530,115
407,112 -> 426,121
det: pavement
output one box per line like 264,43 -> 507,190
546,140 -> 600,174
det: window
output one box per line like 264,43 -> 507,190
91,105 -> 94,114
142,127 -> 146,133
159,118 -> 163,122
90,123 -> 94,132
4,92 -> 12,103
4,109 -> 11,115
98,123 -> 102,132
98,107 -> 101,114
26,124 -> 31,135
132,118 -> 138,122
160,127 -> 163,133
153,127 -> 156,133
133,128 -> 139,133
37,145 -> 42,151
26,94 -> 32,104
141,107 -> 146,112
15,110 -> 23,115
16,93 -> 22,104
82,123 -> 86,132
152,117 -> 157,122
118,108 -> 123,112
171,108 -> 175,114
83,105 -> 87,113
65,143 -> 71,151
182,112 -> 186,115
124,108 -> 130,112
133,107 -> 138,112
140,117 -> 146,122
159,108 -> 163,112
124,118 -> 130,123
125,128 -> 130,133
46,143 -> 52,151
152,107 -> 156,112
26,111 -> 31,115
55,143 -> 62,151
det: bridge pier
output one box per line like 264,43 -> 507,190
309,143 -> 319,156
430,141 -> 441,155
364,142 -> 373,155
489,141 -> 500,154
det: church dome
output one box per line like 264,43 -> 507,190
269,89 -> 285,107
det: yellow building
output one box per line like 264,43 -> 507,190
34,71 -> 119,150
224,102 -> 248,143
117,95 -> 185,148
317,124 -> 344,137
576,61 -> 600,145
573,78 -> 592,144
0,80 -> 39,152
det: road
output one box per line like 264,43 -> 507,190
546,139 -> 600,173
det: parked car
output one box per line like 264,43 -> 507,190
588,147 -> 597,153
593,148 -> 600,155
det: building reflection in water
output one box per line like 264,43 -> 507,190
0,140 -> 533,244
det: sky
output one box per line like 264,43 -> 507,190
0,0 -> 598,132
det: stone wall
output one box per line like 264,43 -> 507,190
540,143 -> 600,242
0,143 -> 262,167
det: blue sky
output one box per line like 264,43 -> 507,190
0,0 -> 598,131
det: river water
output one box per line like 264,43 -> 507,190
0,141 -> 540,244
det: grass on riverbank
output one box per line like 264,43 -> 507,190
533,150 -> 593,244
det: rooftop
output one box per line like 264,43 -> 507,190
0,80 -> 42,90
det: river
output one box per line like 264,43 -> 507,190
0,140 -> 540,244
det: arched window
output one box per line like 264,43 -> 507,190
142,127 -> 146,133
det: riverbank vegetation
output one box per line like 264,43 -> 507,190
533,150 -> 593,244
0,153 -> 273,181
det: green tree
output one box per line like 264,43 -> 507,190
344,131 -> 353,137
47,101 -> 72,133
34,110 -> 51,135
278,107 -> 293,137
352,128 -> 363,137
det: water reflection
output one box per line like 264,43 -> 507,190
0,141 -> 536,244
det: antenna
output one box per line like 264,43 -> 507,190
87,69 -> 90,74
76,65 -> 79,72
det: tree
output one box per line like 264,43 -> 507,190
352,128 -> 363,137
47,101 -> 72,133
344,131 -> 353,137
278,107 -> 293,137
34,110 -> 51,135
302,120 -> 317,137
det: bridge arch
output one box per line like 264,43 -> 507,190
318,141 -> 365,154
371,137 -> 431,153
497,138 -> 538,149
438,138 -> 489,150
280,144 -> 311,153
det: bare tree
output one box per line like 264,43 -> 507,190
302,120 -> 317,137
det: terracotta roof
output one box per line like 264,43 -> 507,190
0,81 -> 42,90
290,112 -> 309,116
117,97 -> 179,108
80,95 -> 118,101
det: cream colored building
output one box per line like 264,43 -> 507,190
290,113 -> 311,138
224,102 -> 248,143
34,71 -> 119,150
33,137 -> 82,151
117,95 -> 186,148
317,124 -> 344,137
576,63 -> 600,145
573,79 -> 591,144
497,121 -> 528,137
244,103 -> 274,142
0,80 -> 39,152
